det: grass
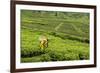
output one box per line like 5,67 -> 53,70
20,10 -> 90,63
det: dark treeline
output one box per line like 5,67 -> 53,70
21,10 -> 89,19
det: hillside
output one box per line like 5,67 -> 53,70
21,10 -> 90,62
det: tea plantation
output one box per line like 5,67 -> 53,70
21,10 -> 90,62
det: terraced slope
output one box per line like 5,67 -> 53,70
21,10 -> 90,62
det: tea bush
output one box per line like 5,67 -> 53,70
79,51 -> 89,60
40,54 -> 51,62
48,50 -> 65,61
21,48 -> 46,57
64,53 -> 79,60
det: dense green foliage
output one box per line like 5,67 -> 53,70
21,10 -> 90,63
